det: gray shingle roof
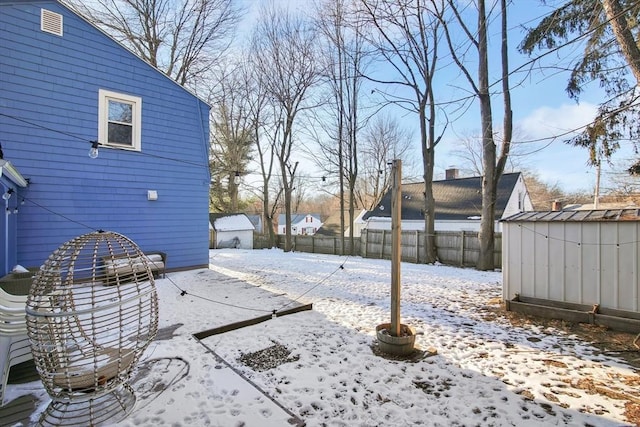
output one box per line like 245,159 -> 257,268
363,172 -> 522,221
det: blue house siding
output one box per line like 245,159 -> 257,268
0,1 -> 211,271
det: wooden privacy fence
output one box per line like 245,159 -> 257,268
360,229 -> 501,267
254,234 -> 361,255
253,230 -> 501,268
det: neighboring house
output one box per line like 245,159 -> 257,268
246,214 -> 263,234
315,210 -> 368,238
209,213 -> 255,249
502,209 -> 640,329
363,170 -> 532,232
277,214 -> 323,236
0,1 -> 210,276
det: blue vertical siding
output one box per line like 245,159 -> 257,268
0,1 -> 211,270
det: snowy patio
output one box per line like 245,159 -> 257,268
4,249 -> 639,426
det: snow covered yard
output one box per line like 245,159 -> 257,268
5,248 -> 639,426
206,249 -> 639,426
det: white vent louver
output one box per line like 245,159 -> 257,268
41,9 -> 63,36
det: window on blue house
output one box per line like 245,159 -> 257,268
98,89 -> 142,151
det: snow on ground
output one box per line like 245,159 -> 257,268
204,249 -> 639,427
6,248 -> 639,426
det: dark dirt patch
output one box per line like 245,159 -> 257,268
625,402 -> 640,426
542,359 -> 568,369
413,377 -> 453,397
238,342 -> 299,372
370,341 -> 436,362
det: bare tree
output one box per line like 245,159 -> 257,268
237,53 -> 282,246
65,0 -> 243,88
448,127 -> 529,177
252,5 -> 321,252
356,115 -> 415,209
207,61 -> 254,212
358,0 -> 446,263
314,0 -> 369,254
439,0 -> 513,270
521,170 -> 566,210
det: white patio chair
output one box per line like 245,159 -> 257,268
0,298 -> 30,406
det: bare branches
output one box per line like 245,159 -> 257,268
251,4 -> 321,251
65,0 -> 243,88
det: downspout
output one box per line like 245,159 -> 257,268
2,183 -> 12,276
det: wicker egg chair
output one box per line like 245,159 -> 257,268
25,231 -> 159,426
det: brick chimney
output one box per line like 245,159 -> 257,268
551,200 -> 563,211
445,168 -> 459,180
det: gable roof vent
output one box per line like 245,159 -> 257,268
41,9 -> 63,36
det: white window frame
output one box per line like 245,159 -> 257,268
98,89 -> 142,151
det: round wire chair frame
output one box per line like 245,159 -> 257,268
26,231 -> 159,426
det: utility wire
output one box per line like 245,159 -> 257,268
0,112 -> 208,169
277,255 -> 350,311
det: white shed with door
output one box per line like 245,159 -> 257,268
502,209 -> 640,316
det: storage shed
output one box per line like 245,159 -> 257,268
209,213 -> 255,249
502,209 -> 640,332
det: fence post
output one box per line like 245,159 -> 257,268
362,230 -> 367,258
381,230 -> 386,259
460,231 -> 465,267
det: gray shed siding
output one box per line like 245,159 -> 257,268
503,212 -> 640,313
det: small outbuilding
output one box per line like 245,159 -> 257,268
209,213 -> 255,249
502,209 -> 640,332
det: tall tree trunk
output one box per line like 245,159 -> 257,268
229,173 -> 239,212
601,0 -> 640,85
282,179 -> 292,252
423,147 -> 436,264
496,0 -> 512,179
477,0 -> 497,271
420,105 -> 437,264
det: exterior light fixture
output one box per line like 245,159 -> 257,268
234,171 -> 240,185
2,188 -> 13,200
89,140 -> 99,159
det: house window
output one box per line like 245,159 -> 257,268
98,89 -> 142,151
516,192 -> 521,211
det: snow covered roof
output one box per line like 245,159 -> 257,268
209,213 -> 255,232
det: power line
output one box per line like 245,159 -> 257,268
277,255 -> 350,311
0,112 -> 209,169
19,191 -> 351,315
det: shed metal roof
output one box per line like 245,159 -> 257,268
502,209 -> 640,222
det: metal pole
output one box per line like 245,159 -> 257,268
390,159 -> 402,337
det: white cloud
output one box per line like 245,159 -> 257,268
518,102 -> 598,142
507,103 -> 599,192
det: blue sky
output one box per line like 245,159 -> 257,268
237,0 -> 638,194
